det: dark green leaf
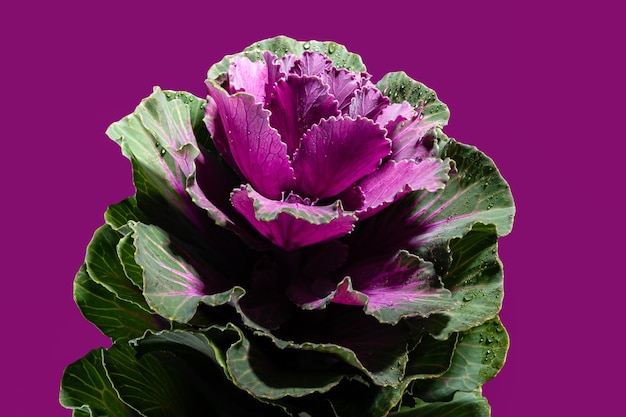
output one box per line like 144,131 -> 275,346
368,334 -> 458,416
406,333 -> 458,378
436,223 -> 506,338
131,222 -> 243,323
255,307 -> 412,388
74,264 -> 168,341
106,87 -> 232,232
104,342 -> 214,417
134,329 -> 225,369
59,348 -> 137,417
116,233 -> 144,289
85,224 -> 150,310
411,139 -> 515,258
225,326 -> 345,400
390,390 -> 491,417
414,318 -> 508,401
130,328 -> 291,416
104,197 -> 143,234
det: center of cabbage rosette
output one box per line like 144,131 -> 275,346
204,50 -> 450,251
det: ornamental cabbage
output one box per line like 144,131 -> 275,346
204,49 -> 450,251
61,36 -> 515,417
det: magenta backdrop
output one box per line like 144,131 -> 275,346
3,1 -> 623,415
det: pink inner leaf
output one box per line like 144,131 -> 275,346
292,116 -> 391,200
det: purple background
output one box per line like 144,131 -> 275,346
3,1 -> 623,415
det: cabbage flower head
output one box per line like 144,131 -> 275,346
204,49 -> 451,250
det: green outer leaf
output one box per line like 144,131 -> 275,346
106,88 -> 193,210
230,297 -> 411,388
139,91 -> 232,231
127,155 -> 201,233
412,139 -> 515,256
389,390 -> 491,417
414,318 -> 509,401
376,71 -> 450,128
133,329 -> 225,371
106,88 -> 220,232
104,342 -> 218,417
426,223 -> 506,339
104,197 -> 144,235
74,264 -> 168,341
131,222 -> 243,323
59,348 -> 137,417
85,224 -> 151,311
109,87 -> 244,237
404,333 -> 458,379
291,377 -> 380,417
368,334 -> 458,416
133,327 -> 295,416
225,325 -> 346,400
117,233 -> 144,289
207,35 -> 366,81
161,90 -> 211,150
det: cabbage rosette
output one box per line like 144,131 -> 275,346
61,36 -> 515,417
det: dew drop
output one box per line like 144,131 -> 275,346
303,42 -> 311,50
328,42 -> 337,53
